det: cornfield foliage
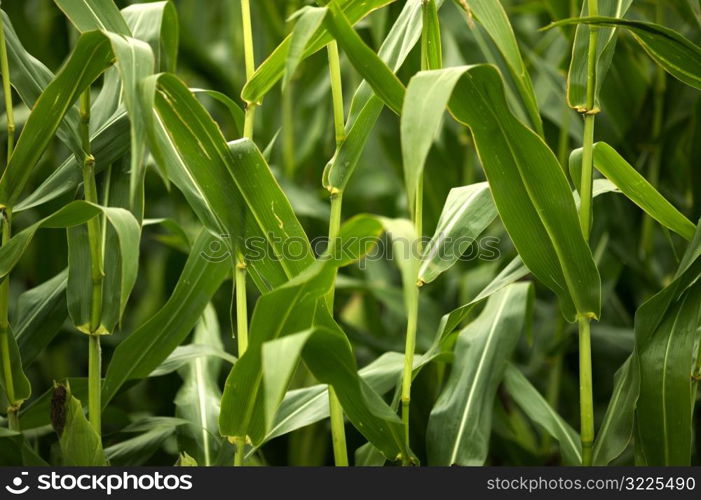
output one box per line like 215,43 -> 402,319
0,0 -> 700,467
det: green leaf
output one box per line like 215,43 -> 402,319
0,31 -> 113,208
66,203 -> 141,334
219,215 -> 406,461
460,0 -> 542,134
191,88 -> 244,138
570,143 -> 695,241
634,222 -> 701,465
142,73 -> 314,291
284,6 -> 327,91
102,230 -> 230,407
503,364 -> 582,465
151,344 -> 235,378
105,417 -> 186,466
564,1 -> 634,111
121,1 -> 179,72
0,325 -> 30,408
403,66 -> 600,320
592,355 -> 639,465
418,183 -> 497,284
241,0 -> 396,104
322,0 -> 445,193
0,10 -> 82,156
557,15 -> 701,93
53,0 -> 131,35
174,304 -> 225,466
15,269 -> 68,367
427,283 -> 532,465
51,383 -> 107,466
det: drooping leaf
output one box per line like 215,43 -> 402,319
570,142 -> 695,241
102,230 -> 230,407
503,364 -> 582,465
418,183 -> 497,284
427,283 -> 532,465
403,66 -> 600,320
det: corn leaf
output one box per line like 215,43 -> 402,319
557,16 -> 701,92
242,0 -> 396,104
461,0 -> 542,134
403,66 -> 600,320
418,183 -> 497,284
102,230 -> 230,407
421,0 -> 441,70
565,0 -> 634,111
53,0 -> 130,35
142,73 -> 314,291
503,364 -> 582,465
0,326 -> 30,408
52,383 -> 108,466
427,283 -> 533,465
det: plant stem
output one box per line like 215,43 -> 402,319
80,89 -> 103,435
400,286 -> 418,466
241,0 -> 257,139
0,19 -> 18,431
88,334 -> 101,433
578,316 -> 594,465
235,259 -> 248,355
234,436 -> 246,466
324,38 -> 349,467
0,17 -> 14,161
576,0 -> 598,467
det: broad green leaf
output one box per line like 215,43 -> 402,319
0,10 -> 82,156
142,73 -> 313,291
121,1 -> 179,72
565,1 -> 634,111
219,215 -> 406,461
634,222 -> 701,465
570,143 -> 695,241
558,15 -> 701,93
322,0 -> 445,192
51,383 -> 107,466
592,355 -> 639,465
427,283 -> 532,465
53,0 -> 130,35
403,66 -> 600,320
460,0 -> 542,134
503,364 -> 582,465
418,183 -> 497,284
102,230 -> 230,407
18,378 -> 88,431
14,111 -> 130,213
0,31 -> 113,208
15,269 -> 68,367
242,0 -> 396,104
151,344 -> 235,378
191,88 -> 244,138
175,304 -> 225,466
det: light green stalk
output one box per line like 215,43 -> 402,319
400,0 -> 441,465
0,17 -> 19,431
241,0 -> 257,139
235,259 -> 248,355
80,89 -> 104,436
325,40 -> 349,467
577,0 -> 599,467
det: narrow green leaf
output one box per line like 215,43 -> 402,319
284,6 -> 327,90
421,0 -> 442,70
570,142 -> 696,241
53,0 -> 131,35
0,326 -> 30,407
102,230 -> 230,407
242,0 -> 396,104
403,66 -> 600,320
503,364 -> 582,465
427,283 -> 532,465
121,1 -> 179,72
